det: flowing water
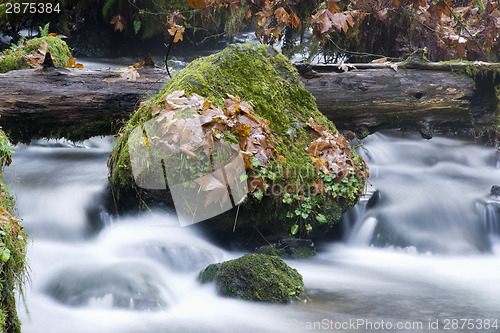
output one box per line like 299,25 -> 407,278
6,130 -> 500,333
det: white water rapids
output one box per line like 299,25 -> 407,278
4,131 -> 500,333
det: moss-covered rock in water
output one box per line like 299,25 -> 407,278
108,44 -> 368,244
0,130 -> 27,333
0,35 -> 72,73
199,253 -> 304,303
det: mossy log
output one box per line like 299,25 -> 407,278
0,49 -> 499,142
297,59 -> 500,137
0,65 -> 168,143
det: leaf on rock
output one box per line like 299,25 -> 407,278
195,173 -> 226,192
306,118 -> 369,183
312,179 -> 326,194
38,42 -> 48,55
147,90 -> 278,199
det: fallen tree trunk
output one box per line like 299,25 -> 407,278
297,59 -> 500,138
0,65 -> 168,143
0,58 -> 498,142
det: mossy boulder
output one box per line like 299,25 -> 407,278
199,253 -> 304,303
108,44 -> 368,244
0,35 -> 72,73
0,130 -> 27,333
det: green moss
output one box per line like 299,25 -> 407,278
0,130 -> 27,333
0,35 -> 72,73
199,253 -> 304,303
111,44 -> 344,189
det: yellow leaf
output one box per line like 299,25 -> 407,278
203,100 -> 212,110
67,57 -> 76,68
168,25 -> 185,43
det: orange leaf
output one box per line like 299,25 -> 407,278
275,7 -> 290,25
278,155 -> 286,165
188,0 -> 207,9
255,15 -> 269,28
245,8 -> 253,24
265,27 -> 281,38
289,11 -> 301,28
67,57 -> 76,68
74,63 -> 84,69
48,32 -> 58,37
312,179 -> 326,194
326,0 -> 341,14
168,25 -> 185,43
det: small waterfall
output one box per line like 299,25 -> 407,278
477,192 -> 500,236
344,131 -> 500,254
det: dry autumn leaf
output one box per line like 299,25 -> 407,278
289,11 -> 301,28
326,0 -> 341,14
168,25 -> 185,43
110,14 -> 126,32
275,7 -> 290,25
188,0 -> 207,9
150,90 -> 277,197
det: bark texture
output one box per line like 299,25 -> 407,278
0,66 -> 168,143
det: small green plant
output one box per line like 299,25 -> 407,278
283,193 -> 327,236
39,22 -> 50,37
319,169 -> 362,201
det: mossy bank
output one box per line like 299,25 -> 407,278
199,253 -> 304,303
0,130 -> 27,333
108,44 -> 368,246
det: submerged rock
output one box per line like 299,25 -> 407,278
490,185 -> 500,199
199,253 -> 304,303
108,44 -> 368,245
44,262 -> 170,310
129,240 -> 222,272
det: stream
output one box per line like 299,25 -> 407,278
5,130 -> 500,333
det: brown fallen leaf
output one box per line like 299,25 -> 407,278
110,14 -> 126,32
